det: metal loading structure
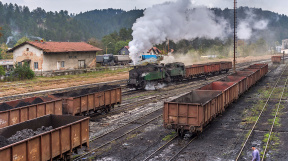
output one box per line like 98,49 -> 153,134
233,0 -> 237,72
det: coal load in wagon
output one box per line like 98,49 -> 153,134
15,101 -> 31,108
52,85 -> 119,98
6,126 -> 53,145
0,135 -> 9,148
31,97 -> 44,104
0,103 -> 13,111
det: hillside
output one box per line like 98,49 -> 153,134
0,2 -> 287,47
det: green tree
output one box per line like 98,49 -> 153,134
0,43 -> 10,59
14,37 -> 31,47
11,62 -> 35,80
0,27 -> 2,39
88,38 -> 104,55
0,66 -> 4,76
0,48 -> 3,59
114,41 -> 129,54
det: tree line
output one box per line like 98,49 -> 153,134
0,4 -> 288,58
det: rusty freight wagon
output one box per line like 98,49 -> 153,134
164,90 -> 223,135
248,64 -> 268,78
230,71 -> 255,90
220,61 -> 232,72
241,68 -> 261,86
219,76 -> 248,96
203,62 -> 221,75
0,115 -> 89,161
198,81 -> 239,107
271,56 -> 282,64
0,97 -> 62,128
185,64 -> 205,79
51,85 -> 121,115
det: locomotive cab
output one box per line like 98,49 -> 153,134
164,62 -> 185,81
127,63 -> 165,89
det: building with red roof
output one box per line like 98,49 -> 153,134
8,41 -> 102,73
148,47 -> 162,55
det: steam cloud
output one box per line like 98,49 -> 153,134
128,0 -> 230,64
237,10 -> 269,39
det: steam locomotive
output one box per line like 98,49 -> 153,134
127,61 -> 232,89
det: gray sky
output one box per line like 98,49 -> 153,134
1,0 -> 287,15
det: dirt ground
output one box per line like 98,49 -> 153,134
0,70 -> 129,97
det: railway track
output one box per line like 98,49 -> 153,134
75,72 -> 232,160
140,134 -> 198,161
235,64 -> 288,161
0,58 -> 271,103
94,60 -> 272,120
0,79 -> 128,102
71,60 -> 274,160
74,110 -> 163,160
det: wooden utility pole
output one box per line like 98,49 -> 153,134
233,0 -> 237,72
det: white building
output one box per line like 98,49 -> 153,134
281,39 -> 288,54
8,41 -> 102,72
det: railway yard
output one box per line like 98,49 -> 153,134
0,58 -> 287,161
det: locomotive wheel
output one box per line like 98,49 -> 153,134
140,81 -> 147,89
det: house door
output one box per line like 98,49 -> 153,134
78,60 -> 85,69
57,61 -> 61,70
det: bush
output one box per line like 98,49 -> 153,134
11,62 -> 35,80
0,66 -> 5,76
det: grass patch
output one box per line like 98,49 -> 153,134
268,118 -> 281,127
126,133 -> 138,140
261,132 -> 280,157
162,131 -> 176,141
258,88 -> 271,99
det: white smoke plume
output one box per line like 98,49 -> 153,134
237,10 -> 269,39
128,0 -> 230,64
160,53 -> 197,66
6,36 -> 13,45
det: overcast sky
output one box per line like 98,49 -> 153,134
1,0 -> 287,15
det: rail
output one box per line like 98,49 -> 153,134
261,67 -> 288,160
142,135 -> 178,161
168,136 -> 198,161
74,114 -> 162,160
235,64 -> 287,161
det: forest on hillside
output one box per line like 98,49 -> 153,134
0,2 -> 288,57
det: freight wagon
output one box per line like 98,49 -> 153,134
220,61 -> 233,72
163,63 -> 268,136
185,64 -> 205,79
0,97 -> 62,128
51,85 -> 121,115
198,81 -> 239,107
220,76 -> 248,96
164,90 -> 223,136
271,56 -> 282,64
0,115 -> 89,161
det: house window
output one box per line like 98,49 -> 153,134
34,62 -> 38,69
69,56 -> 72,59
74,56 -> 77,58
61,61 -> 65,67
78,60 -> 85,69
26,48 -> 29,51
18,62 -> 22,66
